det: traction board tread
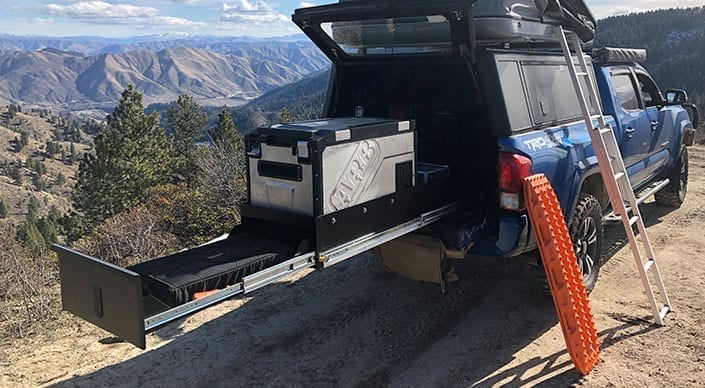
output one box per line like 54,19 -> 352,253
524,174 -> 600,375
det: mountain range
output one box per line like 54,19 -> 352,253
0,38 -> 329,109
0,34 -> 311,55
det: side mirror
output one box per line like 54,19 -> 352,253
665,89 -> 688,105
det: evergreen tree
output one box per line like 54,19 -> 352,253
69,143 -> 78,165
0,200 -> 7,218
10,165 -> 22,184
279,107 -> 293,123
36,217 -> 58,246
32,174 -> 47,191
16,219 -> 46,257
73,85 -> 174,227
210,109 -> 242,147
27,196 -> 40,221
55,172 -> 66,186
166,94 -> 206,185
13,136 -> 23,153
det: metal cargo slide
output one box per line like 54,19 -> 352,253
53,186 -> 461,348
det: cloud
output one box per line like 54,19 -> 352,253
43,1 -> 204,30
300,2 -> 315,7
46,2 -> 158,19
601,6 -> 647,17
220,0 -> 289,23
590,1 -> 705,18
33,17 -> 54,25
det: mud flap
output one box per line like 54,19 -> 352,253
375,234 -> 464,285
54,245 -> 147,348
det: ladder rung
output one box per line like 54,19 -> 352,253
598,127 -> 611,135
629,216 -> 640,226
576,72 -> 588,76
614,172 -> 626,181
643,258 -> 655,271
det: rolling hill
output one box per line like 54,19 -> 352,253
0,43 -> 329,109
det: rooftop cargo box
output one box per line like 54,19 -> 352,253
473,0 -> 597,43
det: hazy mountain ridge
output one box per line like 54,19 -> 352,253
0,34 -> 311,55
0,44 -> 329,108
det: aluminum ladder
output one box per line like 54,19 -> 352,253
555,25 -> 671,325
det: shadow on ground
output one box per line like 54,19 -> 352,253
54,254 -> 571,387
54,203 -> 679,387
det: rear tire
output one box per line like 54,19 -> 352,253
655,146 -> 688,208
569,194 -> 603,293
537,193 -> 603,294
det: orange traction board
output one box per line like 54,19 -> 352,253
524,174 -> 600,375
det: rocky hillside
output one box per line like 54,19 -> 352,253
0,106 -> 89,227
0,43 -> 329,109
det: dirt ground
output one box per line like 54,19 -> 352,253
3,146 -> 705,387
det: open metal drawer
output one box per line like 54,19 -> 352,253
54,244 -> 316,349
54,183 -> 462,349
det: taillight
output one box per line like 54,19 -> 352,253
498,152 -> 532,211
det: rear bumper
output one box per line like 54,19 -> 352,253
469,214 -> 534,257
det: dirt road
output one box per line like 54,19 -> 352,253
4,146 -> 705,387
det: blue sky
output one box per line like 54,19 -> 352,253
2,0 -> 705,38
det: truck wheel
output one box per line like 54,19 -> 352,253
536,193 -> 603,294
655,146 -> 688,208
569,194 -> 603,293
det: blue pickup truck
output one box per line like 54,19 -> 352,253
290,0 -> 699,291
470,49 -> 697,290
52,0 -> 699,347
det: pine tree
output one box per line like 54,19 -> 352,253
13,136 -> 23,153
0,200 -> 7,218
55,172 -> 66,186
16,219 -> 47,257
210,109 -> 242,147
10,165 -> 22,184
167,94 -> 206,185
73,85 -> 174,227
36,217 -> 58,246
69,143 -> 77,165
32,174 -> 47,191
27,196 -> 40,221
279,107 -> 293,123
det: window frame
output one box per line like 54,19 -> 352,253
609,69 -> 642,112
633,70 -> 664,109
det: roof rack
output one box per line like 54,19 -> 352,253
592,47 -> 647,63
